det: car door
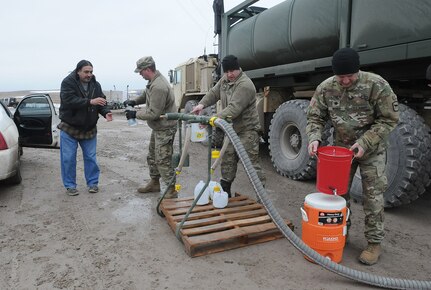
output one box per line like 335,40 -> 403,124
13,94 -> 60,148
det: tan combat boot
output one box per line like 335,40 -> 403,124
359,243 -> 382,265
164,185 -> 178,199
137,178 -> 160,193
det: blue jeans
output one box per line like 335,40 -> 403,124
60,131 -> 100,189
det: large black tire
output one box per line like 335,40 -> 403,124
7,155 -> 22,185
350,104 -> 431,207
268,100 -> 331,180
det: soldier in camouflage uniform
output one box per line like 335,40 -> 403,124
192,55 -> 265,197
306,48 -> 399,265
125,56 -> 178,198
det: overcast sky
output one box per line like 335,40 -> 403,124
0,0 -> 282,93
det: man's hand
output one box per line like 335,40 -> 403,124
90,97 -> 107,106
125,110 -> 137,120
350,143 -> 364,158
105,112 -> 113,122
123,100 -> 136,108
308,140 -> 320,156
191,104 -> 204,115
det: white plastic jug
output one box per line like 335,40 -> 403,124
126,106 -> 137,126
213,185 -> 228,208
194,180 -> 210,205
190,123 -> 207,142
208,181 -> 222,200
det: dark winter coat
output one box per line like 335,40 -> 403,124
59,71 -> 110,131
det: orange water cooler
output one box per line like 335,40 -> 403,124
301,192 -> 349,263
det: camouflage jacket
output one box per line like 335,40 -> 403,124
199,69 -> 260,133
134,70 -> 177,130
306,71 -> 399,155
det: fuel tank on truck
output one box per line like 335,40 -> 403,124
227,0 -> 340,71
350,0 -> 431,53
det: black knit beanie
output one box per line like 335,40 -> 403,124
426,64 -> 431,80
332,48 -> 360,75
222,55 -> 240,72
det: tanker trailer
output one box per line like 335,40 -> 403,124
215,0 -> 431,207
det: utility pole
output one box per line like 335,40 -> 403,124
127,85 -> 129,100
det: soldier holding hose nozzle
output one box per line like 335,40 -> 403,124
191,55 -> 265,198
124,56 -> 178,199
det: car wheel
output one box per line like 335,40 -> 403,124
7,157 -> 22,185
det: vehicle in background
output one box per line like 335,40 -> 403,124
107,100 -> 124,110
0,97 -> 19,108
170,55 -> 224,146
171,0 -> 431,208
0,101 -> 21,184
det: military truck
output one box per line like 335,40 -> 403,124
1,97 -> 19,108
171,0 -> 431,207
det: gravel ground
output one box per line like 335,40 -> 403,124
0,110 -> 430,289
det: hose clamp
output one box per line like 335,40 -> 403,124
209,116 -> 218,127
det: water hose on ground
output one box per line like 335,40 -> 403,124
163,113 -> 431,289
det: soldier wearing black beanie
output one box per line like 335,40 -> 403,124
332,48 -> 360,75
222,55 -> 240,72
191,54 -> 265,198
307,46 -> 400,266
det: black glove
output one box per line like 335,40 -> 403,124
123,100 -> 136,108
125,110 -> 137,120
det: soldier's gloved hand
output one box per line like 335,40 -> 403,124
123,100 -> 136,108
125,110 -> 137,120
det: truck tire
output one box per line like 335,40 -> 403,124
268,100 -> 331,180
7,157 -> 22,185
350,104 -> 431,207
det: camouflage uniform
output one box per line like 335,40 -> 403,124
147,127 -> 177,184
134,70 -> 177,187
306,71 -> 399,243
199,69 -> 265,184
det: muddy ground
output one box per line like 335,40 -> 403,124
0,110 -> 430,289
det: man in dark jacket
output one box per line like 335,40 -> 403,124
59,60 -> 112,196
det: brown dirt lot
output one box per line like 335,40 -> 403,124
0,110 -> 430,289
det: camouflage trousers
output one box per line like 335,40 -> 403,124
344,149 -> 387,244
147,127 -> 176,187
221,130 -> 265,185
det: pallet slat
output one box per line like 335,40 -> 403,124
160,193 -> 294,257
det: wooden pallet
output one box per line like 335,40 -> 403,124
160,193 -> 294,257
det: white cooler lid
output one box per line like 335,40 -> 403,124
305,192 -> 346,210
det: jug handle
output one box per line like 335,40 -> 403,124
300,207 -> 308,222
